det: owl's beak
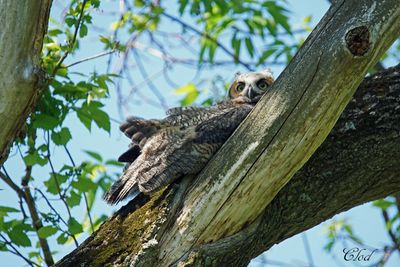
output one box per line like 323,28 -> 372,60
247,86 -> 254,99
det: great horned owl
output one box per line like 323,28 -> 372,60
104,70 -> 274,204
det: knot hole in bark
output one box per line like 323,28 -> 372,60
345,26 -> 370,56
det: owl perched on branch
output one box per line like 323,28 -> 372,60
104,70 -> 274,204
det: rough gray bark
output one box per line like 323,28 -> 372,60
185,65 -> 400,266
0,0 -> 52,164
56,0 -> 400,266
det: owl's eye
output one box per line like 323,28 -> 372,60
236,82 -> 245,92
257,79 -> 269,90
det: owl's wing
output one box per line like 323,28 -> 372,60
107,127 -> 220,204
105,127 -> 185,204
118,117 -> 165,163
104,105 -> 253,204
119,104 -> 233,163
137,106 -> 253,193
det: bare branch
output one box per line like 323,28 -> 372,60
45,131 -> 79,247
0,169 -> 24,197
65,50 -> 117,68
0,234 -> 39,267
63,145 -> 94,233
162,12 -> 253,71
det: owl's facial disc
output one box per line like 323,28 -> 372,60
229,70 -> 274,101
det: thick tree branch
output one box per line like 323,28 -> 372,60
0,0 -> 52,164
187,65 -> 400,266
57,0 -> 400,265
57,63 -> 400,267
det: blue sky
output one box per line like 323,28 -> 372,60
1,0 -> 398,266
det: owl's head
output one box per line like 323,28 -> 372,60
228,69 -> 274,103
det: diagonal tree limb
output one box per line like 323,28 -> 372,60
56,0 -> 400,265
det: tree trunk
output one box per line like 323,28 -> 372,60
56,0 -> 400,266
0,0 -> 52,164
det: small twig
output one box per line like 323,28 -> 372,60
52,0 -> 89,77
45,131 -> 79,247
132,50 -> 169,110
130,41 -> 285,67
381,209 -> 400,253
373,246 -> 394,267
106,0 -> 129,73
35,188 -> 68,228
162,12 -> 253,71
394,194 -> 400,215
65,49 -> 117,68
19,195 -> 28,220
0,234 -> 39,267
63,145 -> 94,233
23,185 -> 55,266
124,65 -> 165,103
302,233 -> 315,267
0,169 -> 24,197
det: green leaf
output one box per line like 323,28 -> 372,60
79,24 -> 88,38
0,206 -> 19,213
90,0 -> 100,8
71,176 -> 97,192
303,16 -> 312,24
68,218 -> 83,235
76,102 -> 110,132
105,159 -> 124,167
231,37 -> 241,61
51,128 -> 72,146
56,67 -> 68,77
178,0 -> 189,14
91,107 -> 111,132
0,241 -> 7,251
84,150 -> 102,162
66,190 -> 82,207
65,17 -> 76,27
324,240 -> 335,252
37,226 -> 58,238
208,42 -> 217,63
44,174 -> 68,195
48,29 -> 63,36
28,251 -> 41,259
8,227 -> 31,247
76,106 -> 92,131
372,199 -> 394,210
24,151 -> 48,166
245,37 -> 254,58
93,215 -> 108,229
174,83 -> 199,106
56,233 -> 69,245
32,114 -> 60,130
258,48 -> 278,65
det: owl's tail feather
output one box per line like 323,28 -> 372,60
120,117 -> 163,144
103,178 -> 140,205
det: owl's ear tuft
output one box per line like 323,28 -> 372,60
261,68 -> 275,85
261,68 -> 273,77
